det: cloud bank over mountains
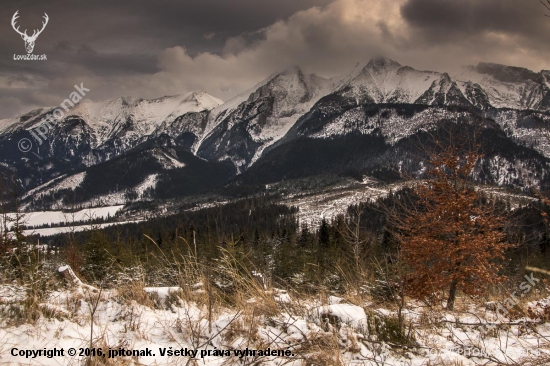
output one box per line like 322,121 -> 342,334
2,0 -> 549,118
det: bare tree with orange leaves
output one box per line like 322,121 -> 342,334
396,139 -> 509,310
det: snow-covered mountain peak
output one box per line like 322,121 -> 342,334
274,65 -> 303,77
474,62 -> 541,84
195,66 -> 338,169
336,57 -> 441,104
336,58 -> 401,87
438,72 -> 453,86
132,91 -> 222,116
453,64 -> 548,110
0,107 -> 49,134
0,90 -> 223,138
178,91 -> 224,110
248,66 -> 330,108
365,57 -> 402,73
3,57 -> 550,207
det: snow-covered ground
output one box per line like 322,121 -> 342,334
282,179 -> 538,228
0,267 -> 548,366
1,205 -> 129,238
22,221 -> 139,237
2,205 -> 124,229
278,179 -> 407,227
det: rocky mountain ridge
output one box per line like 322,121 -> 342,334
1,57 -> 549,209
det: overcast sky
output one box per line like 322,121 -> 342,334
1,0 -> 550,118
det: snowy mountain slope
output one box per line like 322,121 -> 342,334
22,171 -> 87,202
415,73 -> 475,109
242,104 -> 549,193
2,57 -> 550,210
485,109 -> 550,157
276,60 -> 478,153
21,137 -> 236,210
150,111 -> 210,152
272,59 -> 550,168
0,91 -> 222,169
452,63 -> 550,111
0,107 -> 50,134
0,91 -> 224,192
196,66 -> 341,171
196,76 -> 280,152
327,58 -> 504,112
0,91 -> 223,140
335,57 -> 442,105
302,104 -> 463,144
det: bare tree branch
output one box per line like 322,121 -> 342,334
541,0 -> 550,17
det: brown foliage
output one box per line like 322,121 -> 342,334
396,142 -> 509,309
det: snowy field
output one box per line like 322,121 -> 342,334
2,206 -> 124,228
283,181 -> 537,228
281,182 -> 398,228
0,266 -> 548,366
5,181 -> 537,239
1,206 -> 126,238
22,221 -> 139,237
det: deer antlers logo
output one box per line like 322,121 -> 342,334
11,11 -> 49,54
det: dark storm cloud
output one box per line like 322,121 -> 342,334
400,0 -> 549,43
1,0 -> 550,119
53,43 -> 158,76
2,0 -> 332,79
4,0 -> 333,54
0,0 -> 332,117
